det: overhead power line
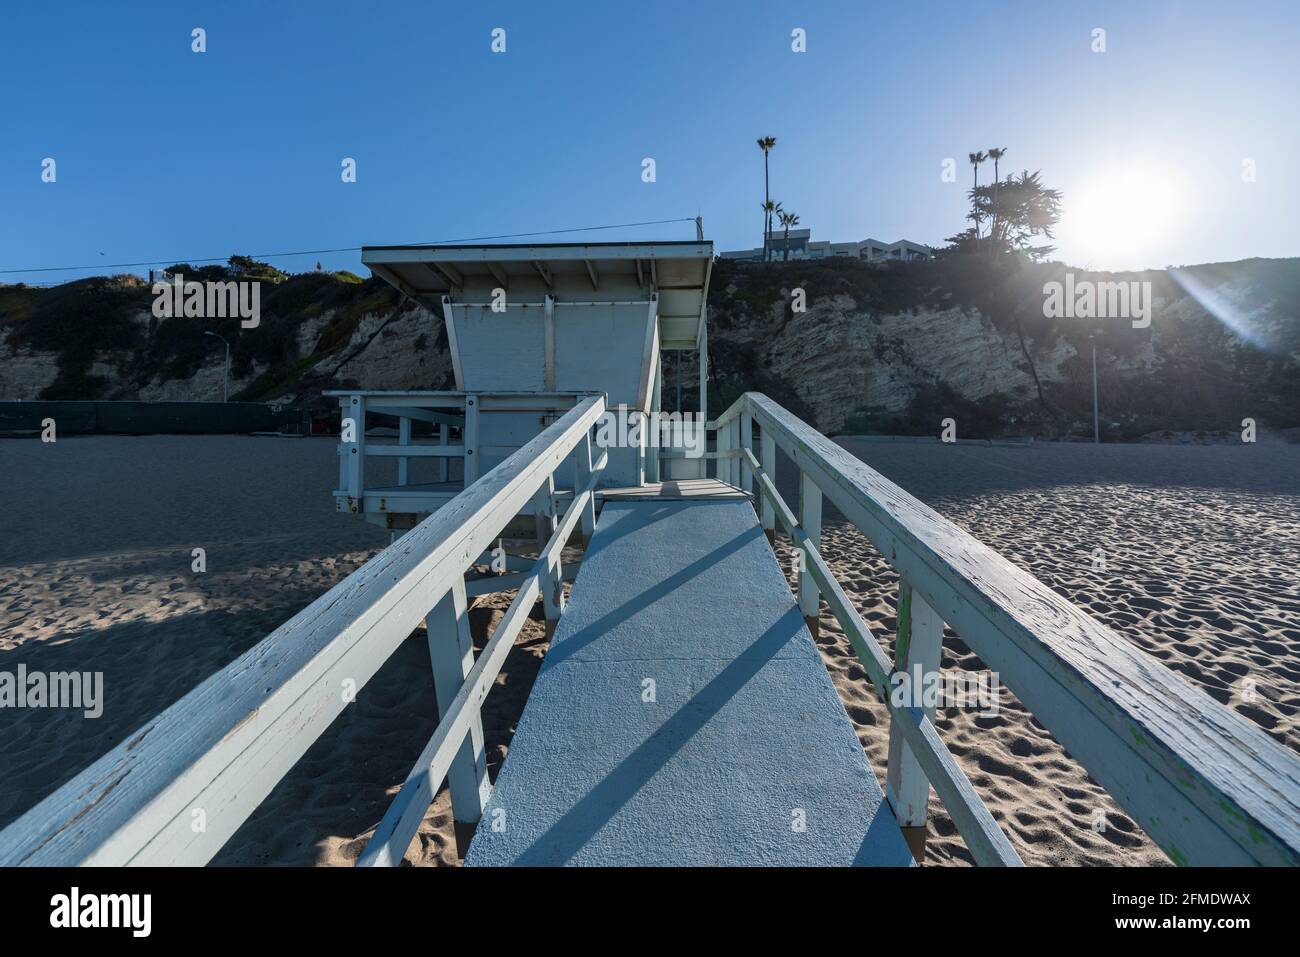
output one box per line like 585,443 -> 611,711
0,218 -> 701,276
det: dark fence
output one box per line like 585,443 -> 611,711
0,401 -> 312,436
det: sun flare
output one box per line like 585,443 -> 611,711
1059,166 -> 1187,269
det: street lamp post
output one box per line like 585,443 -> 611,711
204,331 -> 230,403
1089,331 -> 1099,444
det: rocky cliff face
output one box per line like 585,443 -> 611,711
2,256 -> 1296,439
704,256 -> 1298,438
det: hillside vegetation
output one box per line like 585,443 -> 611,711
2,253 -> 1297,440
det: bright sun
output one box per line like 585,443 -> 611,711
1058,166 -> 1187,269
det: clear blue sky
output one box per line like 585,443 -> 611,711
3,0 -> 1297,283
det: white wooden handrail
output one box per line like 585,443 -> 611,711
720,392 -> 1300,866
357,448 -> 607,866
0,396 -> 608,866
741,445 -> 1021,865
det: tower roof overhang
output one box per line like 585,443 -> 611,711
361,240 -> 714,349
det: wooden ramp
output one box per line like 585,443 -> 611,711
465,497 -> 915,866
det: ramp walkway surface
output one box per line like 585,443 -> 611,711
465,493 -> 915,866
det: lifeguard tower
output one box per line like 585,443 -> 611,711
327,239 -> 715,532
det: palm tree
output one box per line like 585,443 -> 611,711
987,147 -> 1007,252
757,136 -> 777,260
761,200 -> 783,260
778,210 -> 800,261
968,151 -> 987,239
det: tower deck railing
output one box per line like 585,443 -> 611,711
713,392 -> 1300,866
325,389 -> 592,526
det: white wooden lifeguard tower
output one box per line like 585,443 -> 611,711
328,240 -> 714,533
4,234 -> 1298,869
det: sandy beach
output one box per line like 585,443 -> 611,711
1,434 -> 1296,865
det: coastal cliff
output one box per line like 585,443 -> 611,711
2,255 -> 1297,440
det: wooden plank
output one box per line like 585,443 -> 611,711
598,479 -> 746,501
361,460 -> 604,866
886,579 -> 943,828
573,432 -> 597,544
744,449 -> 1021,866
760,430 -> 776,535
797,469 -> 822,627
465,561 -> 578,598
367,406 -> 465,428
0,396 -> 607,866
365,444 -> 465,458
717,417 -> 731,486
463,395 -> 480,485
900,710 -> 1021,867
359,575 -> 542,866
635,295 -> 659,414
536,475 -> 562,629
743,392 -> 1300,866
543,293 -> 556,392
426,577 -> 490,822
396,416 -> 412,486
349,482 -> 460,497
698,319 -> 708,424
740,408 -> 754,497
441,296 -> 465,390
344,394 -> 366,502
336,396 -> 349,494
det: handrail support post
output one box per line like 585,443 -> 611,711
740,406 -> 754,498
425,576 -> 491,854
760,428 -> 776,544
574,431 -> 597,547
462,394 -> 480,485
797,469 -> 822,637
344,394 -> 366,511
886,577 -> 943,862
536,474 -> 563,637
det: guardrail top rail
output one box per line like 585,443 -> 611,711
0,395 -> 607,866
716,391 -> 1300,867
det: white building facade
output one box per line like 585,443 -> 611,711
720,229 -> 931,263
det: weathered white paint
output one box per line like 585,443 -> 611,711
543,294 -> 556,392
742,445 -> 1019,865
425,577 -> 490,822
440,297 -> 465,390
760,429 -> 776,534
0,397 -> 607,866
717,417 -> 731,486
797,469 -> 822,624
730,393 -> 1300,866
365,444 -> 465,458
358,446 -> 607,866
345,394 -> 366,502
465,561 -> 579,598
463,395 -> 480,485
739,407 -> 753,497
458,303 -> 547,392
636,294 -> 660,415
359,574 -> 542,867
886,578 -> 943,828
